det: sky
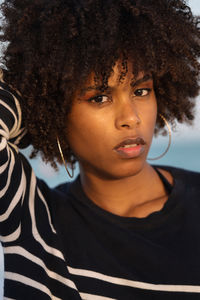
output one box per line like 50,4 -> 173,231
189,0 -> 200,10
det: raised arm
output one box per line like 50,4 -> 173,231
0,70 -> 29,242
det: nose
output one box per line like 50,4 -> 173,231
115,99 -> 141,130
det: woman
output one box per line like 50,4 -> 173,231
0,0 -> 200,299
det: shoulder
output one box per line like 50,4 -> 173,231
54,181 -> 71,194
36,176 -> 80,201
155,165 -> 200,189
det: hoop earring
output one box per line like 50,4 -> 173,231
57,137 -> 74,178
148,114 -> 172,161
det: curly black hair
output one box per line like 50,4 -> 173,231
0,0 -> 200,167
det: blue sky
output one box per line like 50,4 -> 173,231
189,0 -> 200,13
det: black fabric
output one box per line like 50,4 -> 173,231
154,166 -> 173,193
50,166 -> 200,298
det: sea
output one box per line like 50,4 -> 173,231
0,137 -> 200,298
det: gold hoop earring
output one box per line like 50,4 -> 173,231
57,137 -> 74,178
148,114 -> 172,161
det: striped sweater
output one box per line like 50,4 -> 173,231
1,75 -> 200,299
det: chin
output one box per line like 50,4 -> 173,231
100,163 -> 145,181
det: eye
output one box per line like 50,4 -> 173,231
88,95 -> 110,104
133,88 -> 151,97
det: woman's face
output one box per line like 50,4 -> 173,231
66,63 -> 157,180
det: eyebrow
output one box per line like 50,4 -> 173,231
79,85 -> 103,94
79,74 -> 152,95
131,74 -> 152,87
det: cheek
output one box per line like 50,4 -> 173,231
149,111 -> 157,134
66,111 -> 110,156
140,99 -> 157,123
141,101 -> 157,140
149,96 -> 157,123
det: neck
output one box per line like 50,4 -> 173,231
79,163 -> 169,218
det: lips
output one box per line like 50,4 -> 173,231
113,137 -> 146,159
114,137 -> 146,150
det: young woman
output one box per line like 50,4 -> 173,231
0,0 -> 200,299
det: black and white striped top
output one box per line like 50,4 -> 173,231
1,75 -> 200,300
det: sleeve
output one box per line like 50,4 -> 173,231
0,70 -> 31,242
0,72 -> 76,299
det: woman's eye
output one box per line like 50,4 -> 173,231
134,88 -> 151,97
88,95 -> 109,104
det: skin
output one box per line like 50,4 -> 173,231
66,62 -> 173,218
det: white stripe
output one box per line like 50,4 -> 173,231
80,293 -> 116,300
68,266 -> 200,293
0,224 -> 21,243
0,69 -> 4,81
0,136 -> 8,151
0,149 -> 15,198
0,100 -> 18,137
7,141 -> 18,153
0,135 -> 8,149
11,93 -> 22,138
0,119 -> 9,136
5,272 -> 61,300
0,163 -> 26,221
37,187 -> 56,234
29,171 -> 65,260
0,87 -> 22,139
4,246 -> 77,291
0,129 -> 8,140
13,127 -> 27,146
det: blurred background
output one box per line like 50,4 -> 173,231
0,0 -> 200,298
